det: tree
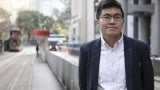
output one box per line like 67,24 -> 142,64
16,10 -> 55,41
0,8 -> 12,32
51,0 -> 71,37
41,16 -> 54,30
59,0 -> 71,30
16,10 -> 42,41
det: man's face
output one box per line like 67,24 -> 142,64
96,7 -> 124,37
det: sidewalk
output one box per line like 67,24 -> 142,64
31,56 -> 64,90
154,76 -> 160,90
154,75 -> 160,82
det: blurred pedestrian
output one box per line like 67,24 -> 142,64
36,44 -> 39,57
78,0 -> 154,90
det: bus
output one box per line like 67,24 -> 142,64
8,30 -> 23,51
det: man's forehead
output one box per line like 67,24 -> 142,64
102,13 -> 122,16
101,8 -> 122,15
101,7 -> 121,12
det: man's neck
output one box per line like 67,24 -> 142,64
103,34 -> 122,48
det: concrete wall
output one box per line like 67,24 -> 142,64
44,51 -> 160,90
36,37 -> 48,62
46,51 -> 79,90
43,51 -> 160,90
152,57 -> 160,76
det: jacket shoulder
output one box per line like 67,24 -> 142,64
81,38 -> 100,49
125,36 -> 147,47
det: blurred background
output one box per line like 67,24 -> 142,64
0,0 -> 160,56
0,0 -> 160,90
0,0 -> 70,47
1,0 -> 159,56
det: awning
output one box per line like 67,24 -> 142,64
32,30 -> 49,37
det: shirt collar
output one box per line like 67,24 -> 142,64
101,33 -> 123,48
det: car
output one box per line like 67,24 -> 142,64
48,41 -> 59,51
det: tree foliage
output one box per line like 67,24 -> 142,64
51,0 -> 71,36
0,8 -> 12,32
16,10 -> 54,41
59,0 -> 71,29
41,16 -> 54,30
15,0 -> 71,41
16,10 -> 41,31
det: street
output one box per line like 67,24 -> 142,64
0,46 -> 34,90
0,46 -> 64,90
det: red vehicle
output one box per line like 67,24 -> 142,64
8,30 -> 23,51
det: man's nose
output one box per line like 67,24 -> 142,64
108,17 -> 116,25
109,17 -> 115,23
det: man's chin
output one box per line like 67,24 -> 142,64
105,33 -> 119,37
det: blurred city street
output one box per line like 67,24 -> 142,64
0,0 -> 160,90
0,46 -> 64,90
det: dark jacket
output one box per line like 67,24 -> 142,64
78,35 -> 154,90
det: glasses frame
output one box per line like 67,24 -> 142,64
100,14 -> 123,22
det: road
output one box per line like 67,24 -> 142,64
0,46 -> 64,90
0,46 -> 34,90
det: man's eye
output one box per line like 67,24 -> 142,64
115,16 -> 121,19
104,16 -> 110,19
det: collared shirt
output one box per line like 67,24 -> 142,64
97,34 -> 127,90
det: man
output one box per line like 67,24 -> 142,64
78,0 -> 154,90
36,44 -> 39,57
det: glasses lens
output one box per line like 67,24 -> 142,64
114,15 -> 122,22
100,14 -> 122,22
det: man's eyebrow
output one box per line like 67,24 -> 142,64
102,14 -> 110,16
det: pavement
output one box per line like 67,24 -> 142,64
155,75 -> 160,82
31,56 -> 64,90
154,76 -> 160,90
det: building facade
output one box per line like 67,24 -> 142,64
70,0 -> 160,56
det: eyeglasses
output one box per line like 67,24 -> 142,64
100,14 -> 123,22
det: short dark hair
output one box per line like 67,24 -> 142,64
96,0 -> 124,19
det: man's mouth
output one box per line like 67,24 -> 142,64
108,27 -> 117,29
